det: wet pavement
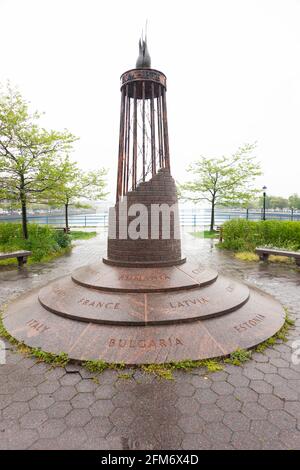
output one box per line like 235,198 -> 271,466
0,229 -> 300,450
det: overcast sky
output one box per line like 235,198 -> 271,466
0,0 -> 299,201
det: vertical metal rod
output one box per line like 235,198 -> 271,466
125,96 -> 131,194
161,87 -> 170,172
132,83 -> 137,190
123,88 -> 129,197
157,85 -> 163,168
142,81 -> 146,181
116,87 -> 126,202
150,82 -> 156,175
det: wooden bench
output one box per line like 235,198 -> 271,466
0,250 -> 32,267
215,225 -> 223,242
255,247 -> 300,266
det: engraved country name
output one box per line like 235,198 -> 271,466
234,314 -> 266,333
27,319 -> 50,333
109,337 -> 183,349
169,296 -> 209,309
119,273 -> 170,281
78,298 -> 120,309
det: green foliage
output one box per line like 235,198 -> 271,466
289,193 -> 300,210
0,223 -> 71,262
0,83 -> 78,238
82,360 -> 125,374
70,231 -> 97,240
180,143 -> 261,229
225,349 -> 252,366
190,230 -> 219,239
30,349 -> 69,367
221,219 -> 300,252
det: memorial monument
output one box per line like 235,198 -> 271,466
3,38 -> 285,364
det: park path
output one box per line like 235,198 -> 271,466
0,230 -> 300,449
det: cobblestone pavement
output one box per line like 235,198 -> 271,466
0,229 -> 300,450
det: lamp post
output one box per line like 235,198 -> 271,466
262,185 -> 267,221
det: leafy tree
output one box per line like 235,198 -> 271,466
44,157 -> 108,231
0,84 -> 77,239
260,195 -> 288,210
288,193 -> 300,210
180,143 -> 261,231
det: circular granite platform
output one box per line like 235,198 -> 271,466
2,260 -> 285,365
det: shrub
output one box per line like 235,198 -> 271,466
221,219 -> 300,252
0,223 -> 71,262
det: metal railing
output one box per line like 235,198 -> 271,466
0,208 -> 299,228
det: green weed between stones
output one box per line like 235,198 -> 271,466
0,310 -> 295,378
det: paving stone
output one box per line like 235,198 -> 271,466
278,368 -> 300,380
258,394 -> 284,411
71,392 -> 95,409
250,352 -> 269,363
223,411 -> 250,431
235,430 -> 263,451
84,417 -> 113,438
157,424 -> 184,450
268,410 -> 297,430
287,380 -> 300,392
204,422 -> 232,443
198,404 -> 224,423
280,430 -> 300,449
234,387 -> 258,403
284,401 -> 300,420
12,387 -> 37,402
53,386 -> 77,401
178,415 -> 205,433
242,402 -> 268,420
243,368 -> 264,380
76,380 -> 98,393
250,420 -> 280,441
173,382 -> 195,397
59,373 -> 81,386
269,357 -> 290,368
20,410 -> 48,429
95,385 -> 116,400
211,381 -> 234,396
255,363 -> 277,374
263,374 -> 287,387
249,380 -> 273,394
89,399 -> 114,417
190,376 -> 212,389
3,402 -> 30,420
273,385 -> 299,401
55,427 -> 88,449
38,419 -> 66,439
6,427 -> 38,450
65,408 -> 92,427
227,374 -> 250,387
216,395 -> 242,412
181,433 -> 211,450
29,394 -> 55,410
210,371 -> 228,382
37,380 -> 60,394
47,401 -> 72,419
194,389 -> 218,404
175,397 -> 199,415
109,408 -> 135,427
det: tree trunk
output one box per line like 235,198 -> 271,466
65,203 -> 69,232
20,177 -> 28,239
210,199 -> 215,232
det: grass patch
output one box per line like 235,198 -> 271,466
225,348 -> 252,366
0,223 -> 71,265
235,252 -> 259,262
191,230 -> 219,239
69,231 -> 97,241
